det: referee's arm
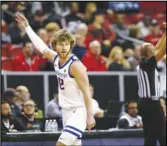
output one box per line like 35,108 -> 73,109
155,22 -> 166,51
154,23 -> 166,62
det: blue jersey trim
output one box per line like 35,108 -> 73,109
68,57 -> 79,78
54,54 -> 58,63
65,125 -> 84,135
58,55 -> 74,69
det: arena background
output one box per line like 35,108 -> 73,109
1,1 -> 166,146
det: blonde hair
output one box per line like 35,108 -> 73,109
109,46 -> 123,59
45,22 -> 60,32
107,46 -> 131,69
85,2 -> 97,20
129,24 -> 140,38
51,29 -> 76,50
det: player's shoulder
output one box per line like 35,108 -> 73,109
70,58 -> 87,72
70,59 -> 84,69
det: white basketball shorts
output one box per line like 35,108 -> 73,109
58,107 -> 87,145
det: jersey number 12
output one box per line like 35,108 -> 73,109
58,77 -> 64,90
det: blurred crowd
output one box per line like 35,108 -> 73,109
1,2 -> 166,72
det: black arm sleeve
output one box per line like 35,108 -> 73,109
140,56 -> 157,70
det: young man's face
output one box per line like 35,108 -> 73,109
23,42 -> 34,56
55,41 -> 71,59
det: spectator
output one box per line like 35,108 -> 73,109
82,40 -> 107,71
38,28 -> 49,45
137,15 -> 151,38
12,41 -> 41,71
1,19 -> 11,44
65,2 -> 83,24
15,85 -> 31,109
45,22 -> 60,39
46,93 -> 62,118
39,25 -> 60,71
65,2 -> 84,33
144,19 -> 163,46
85,10 -> 115,52
36,28 -> 50,70
124,48 -> 134,60
1,100 -> 25,135
89,84 -> 104,118
19,99 -> 42,131
7,21 -> 27,44
75,23 -> 88,36
128,45 -> 141,71
72,24 -> 88,60
107,46 -> 131,71
123,25 -> 141,50
3,88 -> 21,116
84,2 -> 97,24
112,14 -> 129,47
117,101 -> 143,129
30,9 -> 46,32
72,33 -> 87,60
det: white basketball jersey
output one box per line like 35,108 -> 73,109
54,54 -> 85,109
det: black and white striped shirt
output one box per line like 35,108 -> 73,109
136,56 -> 160,100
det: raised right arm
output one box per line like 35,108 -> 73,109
154,22 -> 166,62
154,30 -> 166,62
15,12 -> 57,62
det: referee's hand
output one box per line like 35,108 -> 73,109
162,22 -> 166,29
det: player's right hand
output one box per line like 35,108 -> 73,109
15,12 -> 29,29
86,115 -> 96,133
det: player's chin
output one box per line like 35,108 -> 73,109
60,53 -> 68,58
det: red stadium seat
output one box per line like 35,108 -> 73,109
2,57 -> 13,71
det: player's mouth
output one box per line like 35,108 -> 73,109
61,51 -> 66,54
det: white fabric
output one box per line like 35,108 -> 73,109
137,21 -> 150,38
92,99 -> 103,116
25,26 -> 49,54
58,107 -> 86,145
3,120 -> 10,129
54,54 -> 86,109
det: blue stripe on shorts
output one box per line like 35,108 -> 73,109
65,125 -> 83,135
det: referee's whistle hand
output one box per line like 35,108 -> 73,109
162,22 -> 166,29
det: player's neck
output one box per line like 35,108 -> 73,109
59,54 -> 71,65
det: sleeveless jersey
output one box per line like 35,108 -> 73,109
54,54 -> 85,109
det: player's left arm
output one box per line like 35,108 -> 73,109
70,61 -> 96,131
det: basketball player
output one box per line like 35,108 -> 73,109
15,12 -> 96,146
